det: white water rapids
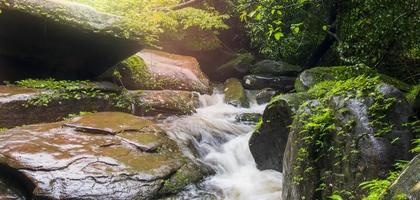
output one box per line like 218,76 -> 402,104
160,89 -> 283,200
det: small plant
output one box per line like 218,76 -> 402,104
360,161 -> 409,200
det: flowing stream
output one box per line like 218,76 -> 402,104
160,88 -> 283,200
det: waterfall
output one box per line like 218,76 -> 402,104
160,88 -> 283,200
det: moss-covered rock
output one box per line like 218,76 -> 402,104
0,0 -> 143,81
384,155 -> 420,200
215,52 -> 255,79
0,80 -> 200,128
223,78 -> 249,107
295,65 -> 411,92
282,77 -> 413,200
249,93 -> 309,171
101,49 -> 211,94
0,112 -> 205,199
250,59 -> 302,76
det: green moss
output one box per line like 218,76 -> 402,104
406,84 -> 420,105
296,65 -> 410,92
15,78 -> 133,110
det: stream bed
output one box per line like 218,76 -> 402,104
160,89 -> 283,200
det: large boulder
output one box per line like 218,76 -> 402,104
0,0 -> 143,81
0,112 -> 205,199
130,90 -> 199,116
250,60 -> 302,76
223,78 -> 249,107
243,74 -> 295,91
100,49 -> 211,94
295,65 -> 411,92
249,93 -> 309,171
384,154 -> 420,200
0,83 -> 199,128
282,82 -> 413,200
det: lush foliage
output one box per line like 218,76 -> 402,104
70,0 -> 229,47
359,161 -> 409,200
236,0 -> 330,63
235,0 -> 419,82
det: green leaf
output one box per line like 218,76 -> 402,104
274,32 -> 284,40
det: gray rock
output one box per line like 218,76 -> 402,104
243,75 -> 295,91
385,154 -> 420,200
250,60 -> 302,76
235,113 -> 262,124
216,53 -> 255,79
255,88 -> 276,105
249,93 -> 309,172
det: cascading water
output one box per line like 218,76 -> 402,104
160,88 -> 283,200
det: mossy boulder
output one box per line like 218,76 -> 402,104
282,79 -> 413,200
384,154 -> 420,200
215,52 -> 255,79
223,78 -> 249,107
0,112 -> 205,199
100,49 -> 211,94
249,93 -> 309,172
0,81 -> 200,128
295,65 -> 411,92
0,0 -> 143,81
250,60 -> 302,76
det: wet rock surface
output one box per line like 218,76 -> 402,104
215,53 -> 255,80
243,74 -> 295,91
131,90 -> 200,116
101,49 -> 211,94
0,0 -> 143,81
249,93 -> 308,172
255,88 -> 276,105
223,78 -> 249,108
235,113 -> 262,124
385,154 -> 420,200
0,112 -> 204,200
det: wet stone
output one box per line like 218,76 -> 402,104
0,112 -> 203,200
65,112 -> 154,135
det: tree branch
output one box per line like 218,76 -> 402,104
169,0 -> 205,10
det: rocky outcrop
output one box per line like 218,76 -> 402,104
384,154 -> 420,200
294,65 -> 411,92
100,49 -> 211,94
223,78 -> 249,107
249,93 -> 309,171
282,83 -> 413,200
0,112 -> 205,199
0,84 -> 199,128
243,75 -> 295,91
250,60 -> 302,76
0,0 -> 144,81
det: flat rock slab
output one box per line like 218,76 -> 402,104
0,112 -> 202,199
